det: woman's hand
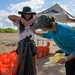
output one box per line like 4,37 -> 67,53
28,18 -> 35,25
58,58 -> 66,64
20,18 -> 34,25
20,17 -> 28,25
30,27 -> 36,34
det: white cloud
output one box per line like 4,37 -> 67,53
59,4 -> 75,16
0,0 -> 45,29
0,22 -> 3,28
8,0 -> 44,13
73,9 -> 75,12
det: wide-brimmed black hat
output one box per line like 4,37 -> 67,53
18,6 -> 36,15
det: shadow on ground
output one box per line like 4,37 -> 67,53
37,53 -> 65,75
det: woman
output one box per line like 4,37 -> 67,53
8,6 -> 38,75
32,15 -> 75,75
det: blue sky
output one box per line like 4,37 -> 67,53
0,0 -> 75,29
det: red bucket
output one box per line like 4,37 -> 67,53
1,61 -> 12,75
37,46 -> 43,58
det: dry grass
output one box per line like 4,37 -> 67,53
0,33 -> 18,53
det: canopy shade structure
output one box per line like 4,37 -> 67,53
36,3 -> 75,23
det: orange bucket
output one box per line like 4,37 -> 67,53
46,41 -> 50,46
1,57 -> 13,75
1,62 -> 12,75
46,46 -> 50,56
42,47 -> 47,57
37,46 -> 43,58
0,61 -> 2,75
7,52 -> 17,75
10,57 -> 17,75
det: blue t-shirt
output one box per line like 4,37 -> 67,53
43,22 -> 75,56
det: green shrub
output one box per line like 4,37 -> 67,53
0,28 -> 6,33
0,28 -> 18,33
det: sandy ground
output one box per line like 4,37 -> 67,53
0,33 -> 66,75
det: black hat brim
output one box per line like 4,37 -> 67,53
18,11 -> 36,15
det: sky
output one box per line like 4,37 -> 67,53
0,0 -> 75,29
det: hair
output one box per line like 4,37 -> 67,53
19,14 -> 33,33
45,16 -> 56,28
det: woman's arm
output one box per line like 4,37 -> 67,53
8,15 -> 21,22
30,28 -> 43,37
35,32 -> 43,37
8,15 -> 28,25
8,15 -> 38,26
58,54 -> 75,64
